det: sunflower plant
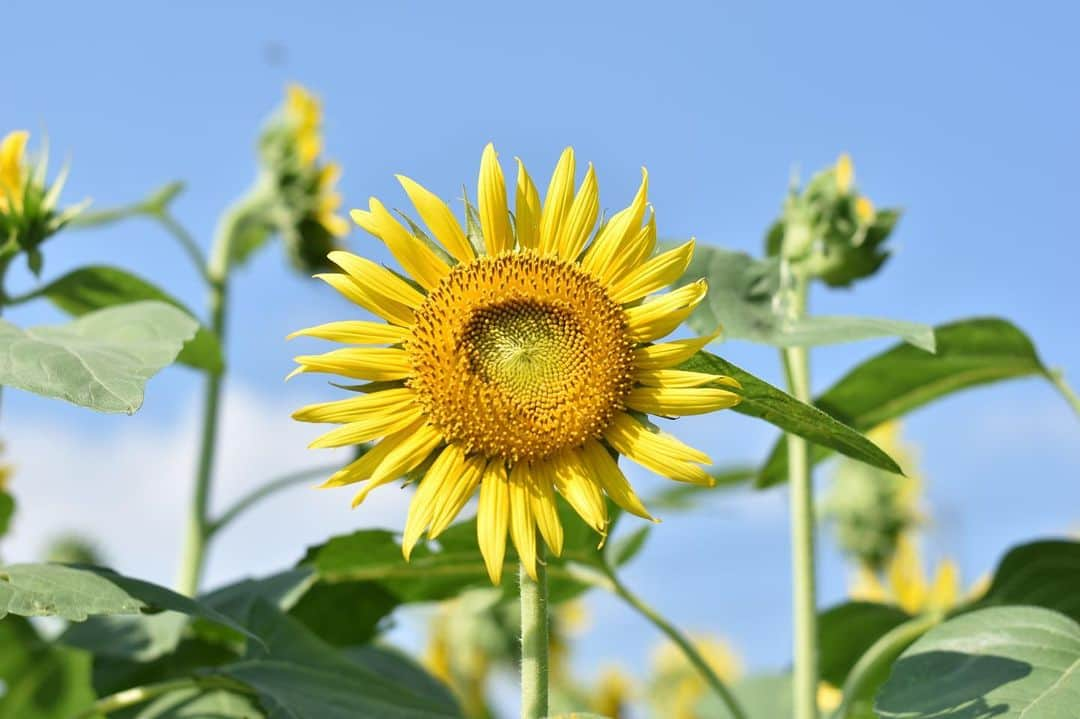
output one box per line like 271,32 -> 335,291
0,91 -> 1079,719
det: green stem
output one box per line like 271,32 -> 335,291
73,677 -> 253,718
206,464 -> 341,538
601,564 -> 749,719
520,545 -> 549,719
782,273 -> 819,719
175,198 -> 251,596
830,612 -> 941,719
1049,369 -> 1080,419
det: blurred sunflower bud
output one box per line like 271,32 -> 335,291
44,532 -> 105,565
255,84 -> 349,273
821,421 -> 921,572
649,634 -> 742,719
0,130 -> 88,275
765,153 -> 899,287
591,666 -> 635,719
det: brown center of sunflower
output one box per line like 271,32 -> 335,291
407,251 -> 635,462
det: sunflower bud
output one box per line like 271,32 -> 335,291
821,422 -> 921,571
0,131 -> 88,275
256,85 -> 349,273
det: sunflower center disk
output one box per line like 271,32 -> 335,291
408,252 -> 635,463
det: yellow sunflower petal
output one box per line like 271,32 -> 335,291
478,143 -> 511,256
308,404 -> 424,449
552,449 -> 608,534
291,347 -> 412,381
609,239 -> 695,304
538,147 -> 575,256
397,175 -> 475,263
624,280 -> 707,343
292,387 -> 415,424
0,130 -> 29,194
350,198 -> 450,290
633,332 -> 720,370
515,158 -> 541,250
477,461 -> 510,584
327,251 -> 426,308
603,413 -> 714,485
509,463 -> 538,579
318,425 -> 416,488
581,168 -> 648,281
528,463 -> 565,556
634,368 -> 740,389
608,209 -> 659,285
402,443 -> 466,559
625,386 -> 741,417
287,320 -> 410,345
313,273 -> 415,327
428,454 -> 486,538
351,422 -> 444,507
556,163 -> 599,261
580,439 -> 654,520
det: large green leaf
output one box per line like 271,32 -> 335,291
758,317 -> 1063,487
681,352 -> 901,475
679,244 -> 934,350
818,601 -> 911,687
35,265 -> 223,373
121,689 -> 260,719
974,539 -> 1080,622
0,301 -> 198,414
0,564 -> 258,644
876,606 -> 1080,718
216,599 -> 460,719
0,616 -> 97,719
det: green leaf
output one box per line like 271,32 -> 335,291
758,317 -> 1062,487
36,265 -> 223,373
681,351 -> 901,475
216,599 -> 461,718
701,673 -> 793,718
875,606 -> 1080,718
605,525 -> 651,567
343,645 -> 459,710
0,489 -> 13,539
0,564 -> 259,645
0,301 -> 198,413
679,244 -> 934,350
974,539 -> 1080,623
818,601 -> 911,687
0,617 -> 97,719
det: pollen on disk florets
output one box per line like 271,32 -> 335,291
407,250 -> 635,463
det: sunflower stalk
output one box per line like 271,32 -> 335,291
782,269 -> 819,719
519,543 -> 549,719
176,190 -> 267,596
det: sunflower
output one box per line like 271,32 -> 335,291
291,144 -> 740,583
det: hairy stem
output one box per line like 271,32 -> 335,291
602,564 -> 749,719
782,273 -> 818,719
519,546 -> 549,719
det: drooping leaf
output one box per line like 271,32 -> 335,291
681,351 -> 901,475
974,539 -> 1080,623
876,606 -> 1080,718
0,616 -> 97,719
818,601 -> 912,688
216,599 -> 461,719
758,317 -> 1064,487
35,265 -> 223,373
0,301 -> 198,414
118,688 -> 261,719
0,564 -> 259,644
605,526 -> 651,568
343,645 -> 459,710
678,244 -> 933,350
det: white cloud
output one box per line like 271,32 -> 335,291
2,384 -> 413,592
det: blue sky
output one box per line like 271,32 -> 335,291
3,0 -> 1079,682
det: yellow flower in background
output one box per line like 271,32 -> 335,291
855,196 -> 876,223
285,84 -> 323,168
834,153 -> 854,194
291,144 -> 741,583
850,533 -> 972,614
651,634 -> 742,719
313,163 -> 350,238
0,130 -> 29,213
591,666 -> 634,719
